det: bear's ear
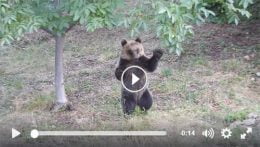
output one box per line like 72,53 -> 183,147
121,39 -> 127,47
135,37 -> 141,43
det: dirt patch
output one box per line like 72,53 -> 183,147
187,20 -> 260,60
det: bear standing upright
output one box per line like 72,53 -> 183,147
115,37 -> 163,115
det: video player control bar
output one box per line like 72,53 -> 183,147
30,130 -> 167,138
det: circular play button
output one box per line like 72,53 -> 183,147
121,65 -> 148,93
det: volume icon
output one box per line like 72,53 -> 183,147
202,128 -> 214,139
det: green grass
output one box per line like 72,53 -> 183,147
161,68 -> 173,78
155,79 -> 181,94
24,93 -> 53,111
0,68 -> 6,76
81,80 -> 94,92
224,109 -> 250,123
185,91 -> 200,103
221,59 -> 243,72
4,77 -> 24,90
99,47 -> 118,61
5,44 -> 54,75
155,78 -> 201,104
227,89 -> 236,100
189,56 -> 209,67
65,83 -> 78,96
102,95 -> 121,115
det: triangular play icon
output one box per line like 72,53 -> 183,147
132,73 -> 140,85
12,128 -> 21,139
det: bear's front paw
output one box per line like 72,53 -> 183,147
153,49 -> 163,59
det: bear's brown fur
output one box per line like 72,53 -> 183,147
115,37 -> 163,115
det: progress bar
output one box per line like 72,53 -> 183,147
30,130 -> 167,138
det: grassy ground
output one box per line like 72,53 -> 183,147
0,20 -> 259,146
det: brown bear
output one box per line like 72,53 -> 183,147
115,37 -> 163,114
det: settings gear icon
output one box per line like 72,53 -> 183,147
221,128 -> 232,139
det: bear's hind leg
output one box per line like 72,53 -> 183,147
122,91 -> 136,115
138,89 -> 153,111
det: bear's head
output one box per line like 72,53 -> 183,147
120,37 -> 145,60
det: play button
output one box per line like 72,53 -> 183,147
132,73 -> 140,85
121,65 -> 147,93
12,128 -> 21,139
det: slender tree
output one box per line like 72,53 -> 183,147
0,0 -> 122,110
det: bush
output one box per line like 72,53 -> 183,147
205,0 -> 253,24
121,0 -> 253,55
225,110 -> 250,123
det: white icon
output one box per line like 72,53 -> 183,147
31,129 -> 39,139
241,133 -> 246,139
132,73 -> 139,85
221,128 -> 232,139
121,65 -> 148,93
246,127 -> 252,134
202,128 -> 214,139
240,127 -> 252,140
12,128 -> 21,139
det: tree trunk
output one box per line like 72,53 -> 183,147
55,35 -> 67,104
51,35 -> 72,111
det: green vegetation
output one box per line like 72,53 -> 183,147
25,93 -> 53,111
121,0 -> 253,55
99,47 -> 118,61
222,59 -> 243,72
205,0 -> 253,24
1,0 -> 123,108
190,56 -> 209,67
224,109 -> 250,123
161,68 -> 173,78
1,0 -> 254,54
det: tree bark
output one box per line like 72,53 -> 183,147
55,35 -> 67,104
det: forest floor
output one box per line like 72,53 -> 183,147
0,20 -> 259,146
